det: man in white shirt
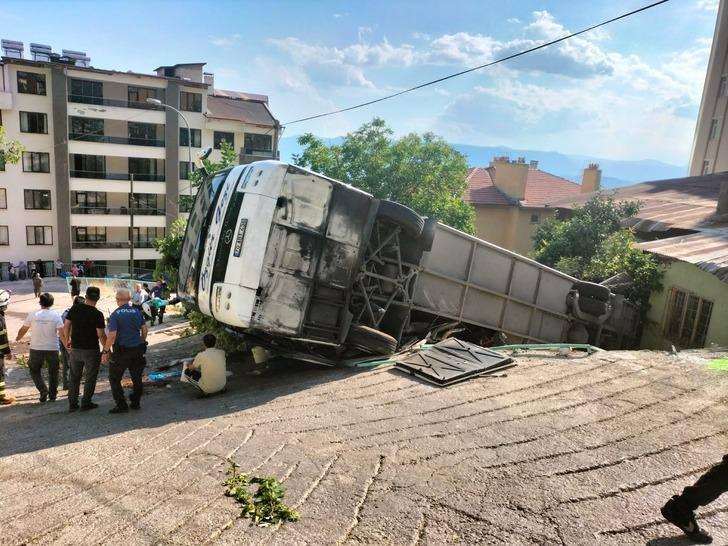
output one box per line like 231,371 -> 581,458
184,334 -> 227,396
16,292 -> 65,403
131,283 -> 148,310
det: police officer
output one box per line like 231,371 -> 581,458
102,287 -> 148,414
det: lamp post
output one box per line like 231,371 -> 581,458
146,97 -> 193,200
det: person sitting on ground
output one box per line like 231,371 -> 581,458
0,289 -> 16,405
16,292 -> 65,403
183,334 -> 227,396
64,287 -> 106,412
32,272 -> 43,298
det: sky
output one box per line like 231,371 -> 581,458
0,0 -> 720,165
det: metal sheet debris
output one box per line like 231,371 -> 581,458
395,338 -> 514,387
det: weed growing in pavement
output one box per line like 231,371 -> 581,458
223,460 -> 300,526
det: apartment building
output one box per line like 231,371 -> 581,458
690,0 -> 728,175
0,40 -> 280,278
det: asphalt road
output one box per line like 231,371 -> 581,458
0,279 -> 727,545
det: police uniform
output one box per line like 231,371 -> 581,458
107,303 -> 146,410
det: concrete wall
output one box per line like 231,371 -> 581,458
641,260 -> 728,349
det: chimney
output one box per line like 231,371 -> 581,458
718,179 -> 728,215
204,72 -> 215,94
490,156 -> 529,201
581,163 -> 601,193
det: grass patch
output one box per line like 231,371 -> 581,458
707,357 -> 728,372
223,460 -> 299,526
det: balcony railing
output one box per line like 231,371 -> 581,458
72,240 -> 157,249
71,206 -> 166,216
67,94 -> 160,110
70,170 -> 165,181
69,133 -> 165,147
239,149 -> 280,165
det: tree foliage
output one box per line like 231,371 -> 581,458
0,126 -> 24,166
532,194 -> 662,311
293,118 -> 475,233
153,217 -> 187,290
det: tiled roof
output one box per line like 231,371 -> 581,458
550,172 -> 728,231
465,167 -> 581,207
206,95 -> 278,127
465,168 -> 514,206
213,89 -> 269,103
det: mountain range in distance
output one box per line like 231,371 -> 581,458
278,136 -> 688,189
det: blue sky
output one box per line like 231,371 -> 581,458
0,0 -> 719,164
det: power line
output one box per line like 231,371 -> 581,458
283,0 -> 670,126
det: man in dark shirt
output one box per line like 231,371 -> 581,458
149,278 -> 169,325
64,287 -> 106,412
102,287 -> 148,414
69,275 -> 81,298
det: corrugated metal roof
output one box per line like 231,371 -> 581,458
213,89 -> 269,103
637,231 -> 728,283
550,172 -> 728,231
466,166 -> 581,207
206,95 -> 277,127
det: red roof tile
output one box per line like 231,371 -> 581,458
465,166 -> 581,207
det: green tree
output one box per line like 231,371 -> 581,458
294,118 -> 475,233
532,194 -> 662,311
179,141 -> 238,212
0,126 -> 24,166
153,217 -> 187,289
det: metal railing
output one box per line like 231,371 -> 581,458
71,206 -> 166,216
69,170 -> 165,181
69,133 -> 165,147
71,241 -> 157,249
67,94 -> 160,110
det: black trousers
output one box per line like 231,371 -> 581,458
28,349 -> 59,398
108,344 -> 145,408
678,454 -> 728,510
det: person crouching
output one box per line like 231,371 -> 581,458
183,334 -> 227,397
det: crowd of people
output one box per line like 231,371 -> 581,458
0,282 -> 226,415
6,257 -> 96,283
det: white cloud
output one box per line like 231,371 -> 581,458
332,13 -> 345,18
210,34 -> 241,48
507,17 -> 521,24
697,0 -> 719,11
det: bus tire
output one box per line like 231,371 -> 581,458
347,324 -> 398,355
377,200 -> 425,238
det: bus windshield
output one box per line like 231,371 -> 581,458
177,169 -> 232,306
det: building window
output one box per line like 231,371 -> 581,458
179,128 -> 201,147
128,158 -> 163,181
74,226 -> 106,242
130,193 -> 158,210
20,112 -> 48,134
530,213 -> 540,224
180,161 -> 196,179
0,188 -> 5,209
214,131 -> 234,149
70,117 -> 104,140
128,86 -> 161,107
721,76 -> 728,97
709,118 -> 720,141
0,226 -> 7,246
702,160 -> 711,175
244,133 -> 273,153
69,78 -> 103,104
73,191 -> 107,208
22,152 -> 50,173
26,225 -> 53,245
180,91 -> 202,112
128,122 -> 158,144
663,287 -> 713,349
24,189 -> 51,210
72,154 -> 106,178
17,71 -> 46,95
131,227 -> 164,246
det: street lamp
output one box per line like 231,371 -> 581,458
146,97 -> 193,200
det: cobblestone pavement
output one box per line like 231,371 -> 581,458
1,280 -> 727,544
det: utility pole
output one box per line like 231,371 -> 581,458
129,173 -> 134,277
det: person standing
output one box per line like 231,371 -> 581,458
71,263 -> 79,277
32,272 -> 43,298
661,454 -> 728,543
131,283 -> 148,310
69,275 -> 81,298
16,292 -> 64,403
35,259 -> 44,277
8,263 -> 15,282
55,258 -> 63,277
64,287 -> 106,412
102,288 -> 147,414
84,258 -> 93,277
60,295 -> 85,391
150,278 -> 168,325
0,289 -> 16,405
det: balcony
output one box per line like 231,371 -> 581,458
239,149 -> 280,165
71,206 -> 166,216
72,240 -> 157,249
68,94 -> 159,110
69,133 -> 165,147
70,170 -> 165,182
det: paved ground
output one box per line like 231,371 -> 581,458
1,280 -> 727,545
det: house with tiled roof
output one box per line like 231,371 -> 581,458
465,157 -> 600,255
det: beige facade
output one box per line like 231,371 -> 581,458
690,0 -> 728,175
0,45 -> 279,278
473,206 -> 555,256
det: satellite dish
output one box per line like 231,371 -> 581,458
199,147 -> 213,161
